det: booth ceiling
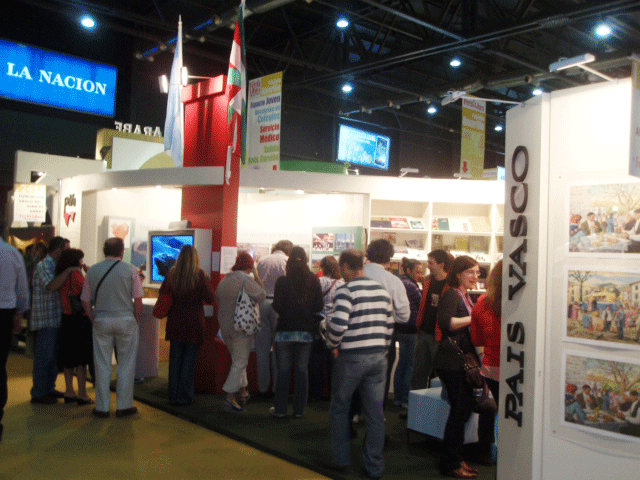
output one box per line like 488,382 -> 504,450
19,0 -> 640,134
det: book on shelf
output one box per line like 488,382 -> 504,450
410,220 -> 424,230
432,234 -> 443,248
405,238 -> 423,249
436,218 -> 449,230
454,236 -> 469,251
371,217 -> 392,228
389,217 -> 410,229
468,236 -> 487,252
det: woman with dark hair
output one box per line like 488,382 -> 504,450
159,245 -> 215,406
309,256 -> 344,401
271,246 -> 323,418
434,255 -> 492,478
394,257 -> 424,409
216,252 -> 266,411
57,248 -> 93,405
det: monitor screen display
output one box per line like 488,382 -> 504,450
149,234 -> 194,283
337,124 -> 391,171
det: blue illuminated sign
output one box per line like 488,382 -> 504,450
0,39 -> 117,117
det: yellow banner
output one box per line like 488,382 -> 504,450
460,98 -> 486,179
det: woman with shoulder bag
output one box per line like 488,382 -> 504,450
159,245 -> 215,406
434,255 -> 494,478
216,252 -> 266,412
57,248 -> 93,405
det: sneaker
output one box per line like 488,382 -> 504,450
269,406 -> 286,418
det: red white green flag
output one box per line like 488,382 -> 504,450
225,0 -> 246,184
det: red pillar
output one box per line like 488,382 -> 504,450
181,75 -> 239,393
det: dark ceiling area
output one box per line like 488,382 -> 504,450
4,0 -> 640,178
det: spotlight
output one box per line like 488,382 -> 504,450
427,105 -> 437,115
532,87 -> 543,96
450,58 -> 461,67
336,17 -> 349,29
494,125 -> 504,132
342,83 -> 353,93
595,23 -> 611,37
80,15 -> 96,29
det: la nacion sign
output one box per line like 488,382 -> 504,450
0,39 -> 117,117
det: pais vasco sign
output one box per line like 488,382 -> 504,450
0,39 -> 117,117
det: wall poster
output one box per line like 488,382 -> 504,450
568,181 -> 640,255
311,226 -> 363,269
562,350 -> 640,443
246,71 -> 282,170
565,267 -> 640,350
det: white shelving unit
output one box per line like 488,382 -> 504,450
369,198 -> 503,269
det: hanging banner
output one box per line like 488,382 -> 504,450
629,56 -> 640,178
460,98 -> 486,179
14,183 -> 46,223
246,71 -> 282,170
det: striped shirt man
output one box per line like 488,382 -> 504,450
326,277 -> 394,354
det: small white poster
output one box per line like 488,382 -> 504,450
220,246 -> 238,274
245,71 -> 282,171
14,183 -> 46,223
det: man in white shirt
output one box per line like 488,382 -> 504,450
0,235 -> 30,442
255,240 -> 293,395
363,239 -> 410,407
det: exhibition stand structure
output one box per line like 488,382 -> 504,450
501,78 -> 640,479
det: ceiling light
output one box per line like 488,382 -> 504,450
342,83 -> 353,93
549,53 -> 595,72
450,58 -> 461,68
427,105 -> 437,115
336,17 -> 349,29
494,125 -> 504,132
159,75 -> 169,94
80,15 -> 96,29
532,87 -> 543,96
595,23 -> 611,37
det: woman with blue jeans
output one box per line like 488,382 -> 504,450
394,258 -> 424,408
271,246 -> 323,418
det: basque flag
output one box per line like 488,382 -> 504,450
225,0 -> 246,184
164,18 -> 184,168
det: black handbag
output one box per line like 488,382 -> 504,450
449,336 -> 498,413
69,294 -> 84,316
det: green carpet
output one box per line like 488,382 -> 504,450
131,363 -> 497,480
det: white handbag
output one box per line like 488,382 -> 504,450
233,275 -> 261,335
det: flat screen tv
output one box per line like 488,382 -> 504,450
337,124 -> 391,171
148,231 -> 194,284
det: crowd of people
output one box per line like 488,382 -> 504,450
212,239 -> 504,479
0,233 -> 511,478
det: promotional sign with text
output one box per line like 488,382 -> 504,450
630,57 -> 640,177
246,71 -> 282,170
0,39 -> 117,117
14,183 -> 46,223
460,98 -> 486,179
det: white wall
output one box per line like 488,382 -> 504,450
237,191 -> 367,248
81,187 -> 182,265
541,79 -> 640,477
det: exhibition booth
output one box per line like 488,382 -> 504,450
9,74 -> 640,480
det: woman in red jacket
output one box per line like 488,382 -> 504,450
471,259 -> 502,405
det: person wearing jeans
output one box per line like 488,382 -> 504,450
271,246 -> 323,418
325,249 -> 399,479
273,341 -> 312,417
